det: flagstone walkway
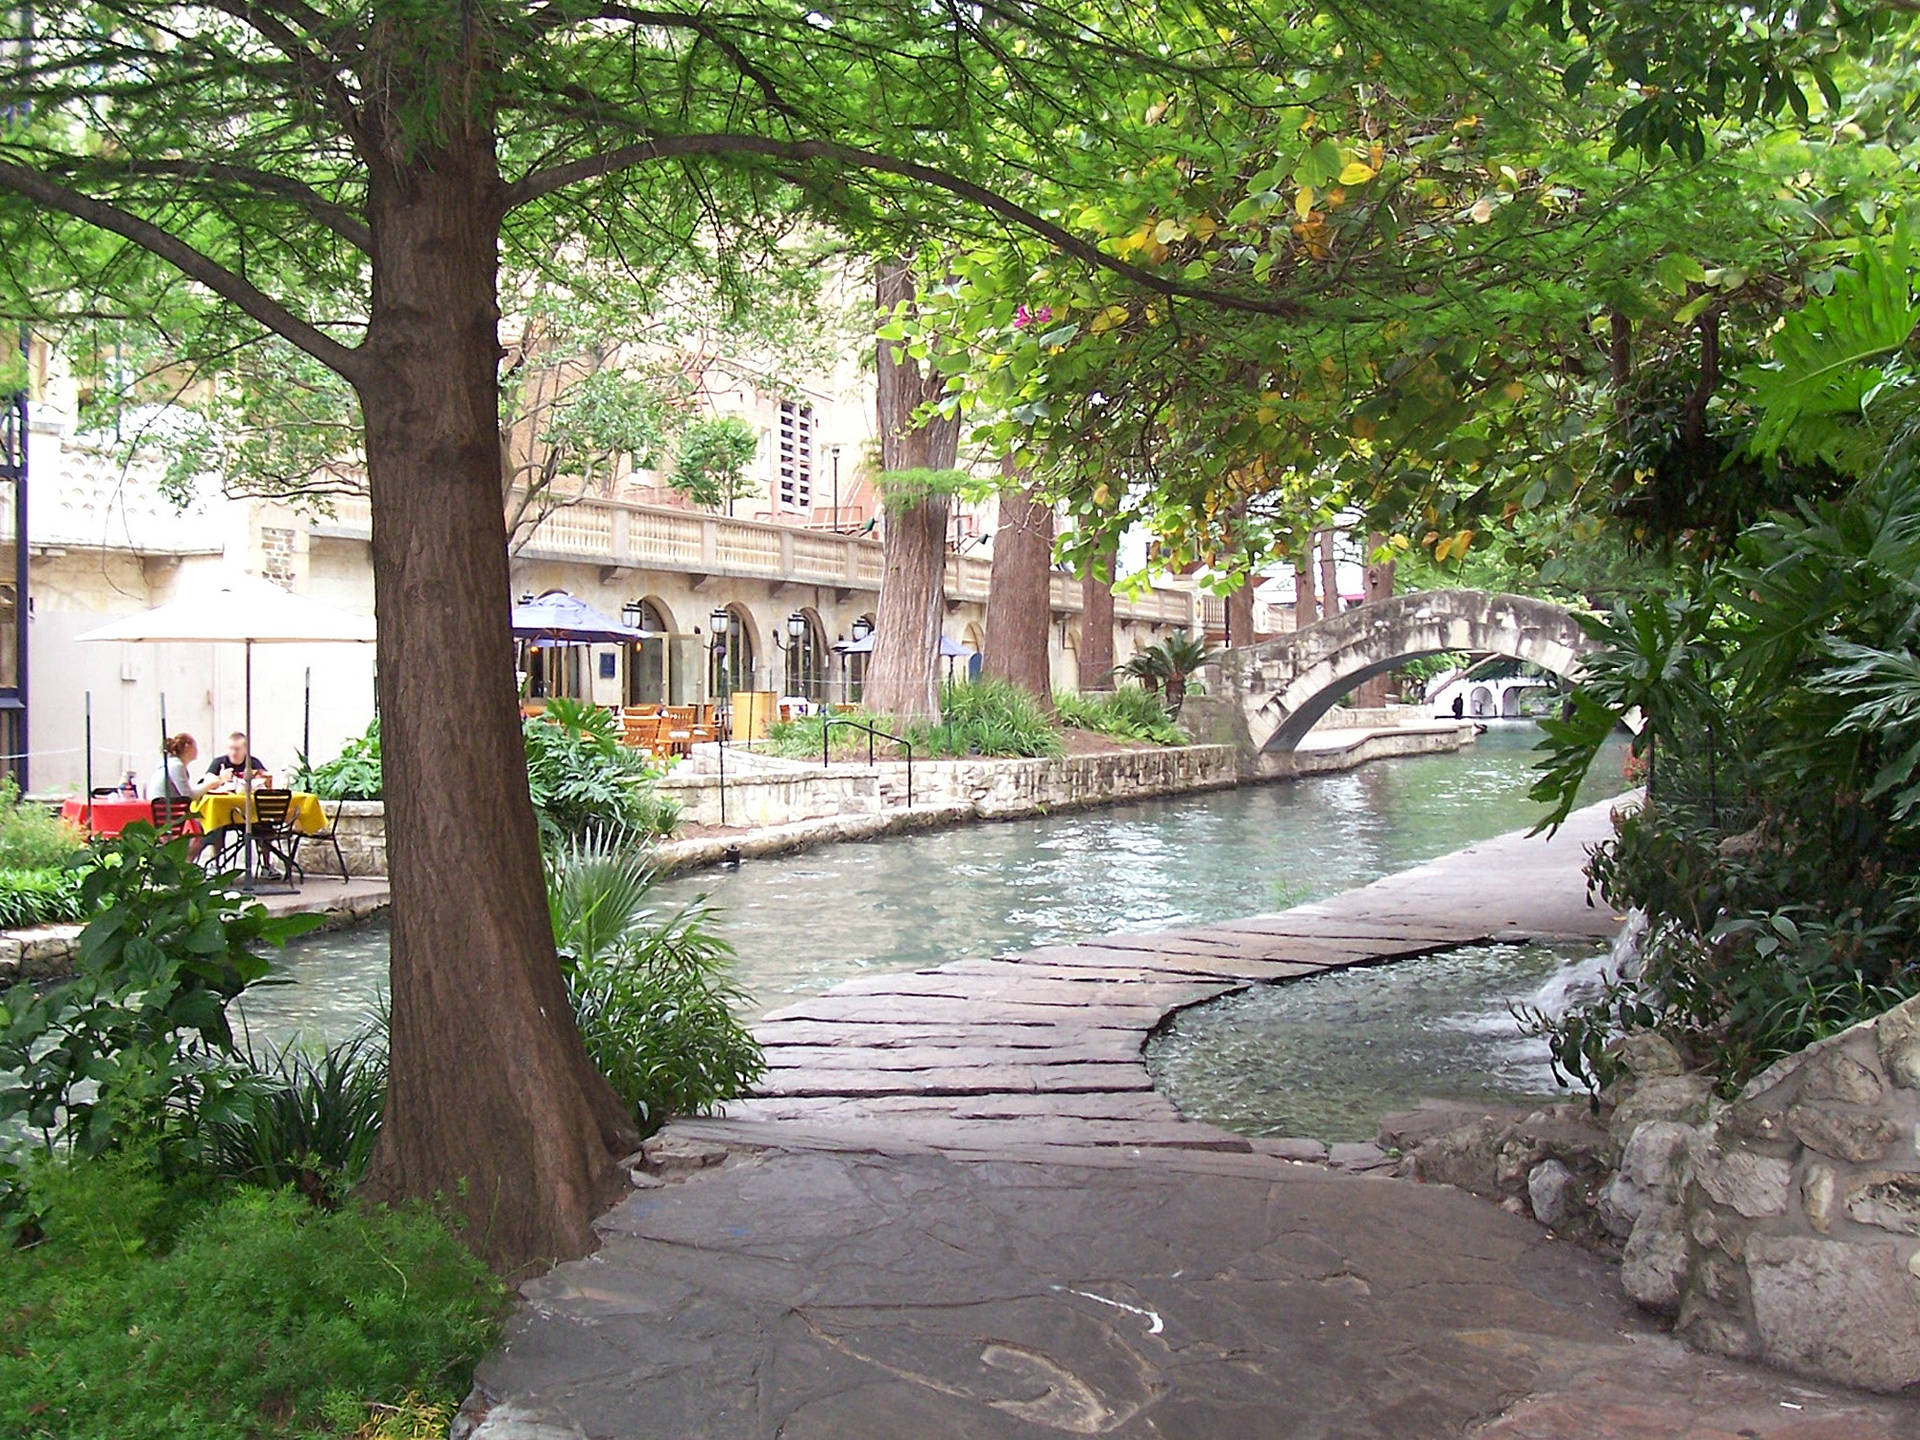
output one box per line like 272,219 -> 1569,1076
461,799 -> 1920,1438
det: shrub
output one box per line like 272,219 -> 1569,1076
0,826 -> 320,1173
0,866 -> 86,929
202,1029 -> 389,1205
524,697 -> 678,842
0,779 -> 84,871
1053,686 -> 1186,745
767,679 -> 1064,759
1528,452 -> 1920,1091
547,833 -> 763,1132
0,1154 -> 501,1440
304,716 -> 382,800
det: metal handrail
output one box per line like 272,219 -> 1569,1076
821,717 -> 913,808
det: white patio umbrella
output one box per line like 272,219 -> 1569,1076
78,574 -> 376,888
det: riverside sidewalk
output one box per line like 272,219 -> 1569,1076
460,801 -> 1920,1438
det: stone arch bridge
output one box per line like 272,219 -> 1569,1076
1186,590 -> 1594,763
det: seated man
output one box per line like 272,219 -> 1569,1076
205,731 -> 273,792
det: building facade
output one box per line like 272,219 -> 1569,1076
25,404 -> 1198,795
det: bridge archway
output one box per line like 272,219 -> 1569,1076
1210,591 -> 1593,753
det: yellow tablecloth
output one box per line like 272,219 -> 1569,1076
192,791 -> 328,835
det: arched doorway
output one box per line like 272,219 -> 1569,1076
783,609 -> 827,702
625,596 -> 673,706
709,604 -> 756,701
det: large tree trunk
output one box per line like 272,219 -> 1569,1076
1354,533 -> 1398,707
1293,549 -> 1318,628
1318,529 -> 1340,619
1078,536 -> 1116,691
355,118 -> 635,1275
982,460 -> 1054,705
1225,579 -> 1256,649
865,260 -> 959,719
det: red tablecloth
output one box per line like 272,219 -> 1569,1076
58,796 -> 158,836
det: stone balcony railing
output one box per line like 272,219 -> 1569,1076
310,492 -> 1198,628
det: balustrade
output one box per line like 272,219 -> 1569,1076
301,488 -> 1194,621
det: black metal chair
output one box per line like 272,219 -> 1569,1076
246,788 -> 303,885
295,794 -> 352,882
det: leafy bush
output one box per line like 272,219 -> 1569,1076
0,779 -> 84,871
765,678 -> 1064,759
0,1154 -> 501,1440
547,833 -> 763,1132
304,716 -> 382,800
1053,686 -> 1186,745
1528,301 -> 1920,1091
0,825 -> 320,1173
0,866 -> 86,929
524,696 -> 679,842
305,704 -> 679,842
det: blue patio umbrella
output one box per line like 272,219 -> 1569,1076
510,590 -> 650,646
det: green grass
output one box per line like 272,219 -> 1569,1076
1052,686 -> 1186,745
0,1156 -> 502,1440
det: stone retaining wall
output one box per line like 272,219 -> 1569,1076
656,766 -> 881,830
1604,1005 -> 1920,1392
1410,1004 -> 1920,1394
904,744 -> 1241,817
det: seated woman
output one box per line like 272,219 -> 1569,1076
204,731 -> 273,792
147,733 -> 212,857
147,733 -> 212,802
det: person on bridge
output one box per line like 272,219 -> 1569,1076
1452,694 -> 1465,720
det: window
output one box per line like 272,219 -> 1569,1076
783,613 -> 826,701
777,399 -> 813,511
708,607 -> 755,698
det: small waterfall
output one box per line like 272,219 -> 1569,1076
1527,909 -> 1648,1016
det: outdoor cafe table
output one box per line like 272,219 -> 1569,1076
192,790 -> 328,837
58,795 -> 152,836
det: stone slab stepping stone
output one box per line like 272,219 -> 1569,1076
754,1060 -> 1155,1098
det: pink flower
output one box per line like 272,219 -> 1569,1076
1013,303 -> 1054,331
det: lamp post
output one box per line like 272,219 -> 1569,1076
829,445 -> 842,532
771,610 -> 808,704
848,613 -> 872,706
708,606 -> 730,825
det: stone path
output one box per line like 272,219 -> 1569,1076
710,797 -> 1623,1162
463,800 -> 1920,1438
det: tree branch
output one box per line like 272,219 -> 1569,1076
54,157 -> 372,252
505,133 -> 1302,317
0,159 -> 367,381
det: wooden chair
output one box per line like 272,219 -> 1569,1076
624,703 -> 661,720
